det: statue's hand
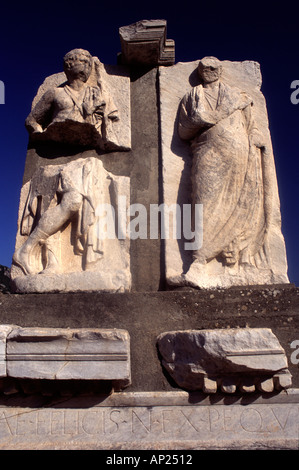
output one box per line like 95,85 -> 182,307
189,88 -> 217,126
27,122 -> 43,134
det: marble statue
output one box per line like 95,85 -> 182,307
11,49 -> 131,293
13,158 -> 106,276
159,56 -> 289,288
179,56 -> 269,275
11,158 -> 131,293
25,48 -> 129,151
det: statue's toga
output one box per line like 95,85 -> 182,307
178,57 -> 272,276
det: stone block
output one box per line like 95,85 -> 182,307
119,19 -> 175,66
6,327 -> 131,389
0,325 -> 15,377
157,328 -> 292,393
0,391 -> 298,449
11,157 -> 131,293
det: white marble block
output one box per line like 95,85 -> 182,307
157,328 -> 292,393
6,327 -> 131,389
0,325 -> 15,377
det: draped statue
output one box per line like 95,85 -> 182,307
177,56 -> 287,286
11,49 -> 131,293
25,48 -> 122,150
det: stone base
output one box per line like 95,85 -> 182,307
0,390 -> 298,449
0,285 -> 298,450
1,285 -> 298,391
11,269 -> 131,294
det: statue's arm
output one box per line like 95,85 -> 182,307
25,89 -> 55,134
178,88 -> 216,141
243,103 -> 267,150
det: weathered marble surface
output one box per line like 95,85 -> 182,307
11,157 -> 131,293
26,49 -> 131,151
0,325 -> 15,377
3,326 -> 131,389
0,391 -> 297,450
119,19 -> 175,66
157,328 -> 292,393
159,59 -> 289,289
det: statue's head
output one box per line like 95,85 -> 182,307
63,49 -> 93,83
198,57 -> 222,84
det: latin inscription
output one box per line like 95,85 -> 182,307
0,404 -> 298,445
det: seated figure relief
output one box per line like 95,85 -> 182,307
25,48 -> 125,150
11,49 -> 131,293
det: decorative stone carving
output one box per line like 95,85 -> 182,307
159,58 -> 289,288
5,327 -> 131,390
119,19 -> 175,66
25,48 -> 131,151
157,328 -> 292,393
11,157 -> 131,293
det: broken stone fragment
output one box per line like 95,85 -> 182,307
157,328 -> 292,394
0,325 -> 16,377
119,19 -> 175,66
5,327 -> 131,390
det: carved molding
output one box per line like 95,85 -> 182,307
157,328 -> 292,394
119,19 -> 175,66
0,325 -> 131,390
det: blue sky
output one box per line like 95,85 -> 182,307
0,0 -> 298,285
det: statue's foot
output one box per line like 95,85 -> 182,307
183,259 -> 206,286
12,246 -> 35,275
39,250 -> 61,275
39,264 -> 61,275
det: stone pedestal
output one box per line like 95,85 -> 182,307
2,20 -> 298,451
1,284 -> 299,450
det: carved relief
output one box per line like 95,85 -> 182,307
119,19 -> 175,66
25,48 -> 131,151
179,57 -> 269,280
11,48 -> 132,293
159,57 -> 289,288
11,157 -> 131,293
0,325 -> 131,390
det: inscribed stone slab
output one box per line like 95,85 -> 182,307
0,391 -> 297,449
